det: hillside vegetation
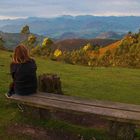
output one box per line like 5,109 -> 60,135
0,31 -> 116,50
36,31 -> 139,68
0,31 -> 44,49
2,28 -> 139,68
97,40 -> 122,56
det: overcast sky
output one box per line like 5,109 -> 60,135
0,0 -> 140,19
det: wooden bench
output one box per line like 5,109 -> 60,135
7,92 -> 140,140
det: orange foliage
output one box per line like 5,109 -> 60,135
99,40 -> 122,56
88,40 -> 122,58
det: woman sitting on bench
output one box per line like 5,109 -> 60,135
7,45 -> 37,97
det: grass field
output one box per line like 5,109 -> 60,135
0,50 -> 140,139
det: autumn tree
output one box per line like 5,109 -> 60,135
83,43 -> 93,51
20,25 -> 31,48
42,38 -> 53,47
27,34 -> 37,50
21,25 -> 30,34
42,38 -> 53,56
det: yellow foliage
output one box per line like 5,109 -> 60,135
83,43 -> 92,51
54,49 -> 62,57
28,35 -> 36,44
88,61 -> 92,66
42,38 -> 53,48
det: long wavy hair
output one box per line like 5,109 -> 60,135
13,45 -> 31,64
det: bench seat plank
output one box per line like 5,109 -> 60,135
9,93 -> 140,125
33,92 -> 140,113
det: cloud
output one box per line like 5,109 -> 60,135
0,0 -> 140,19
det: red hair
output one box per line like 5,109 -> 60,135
13,45 -> 30,64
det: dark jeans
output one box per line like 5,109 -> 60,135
8,82 -> 36,96
8,82 -> 15,95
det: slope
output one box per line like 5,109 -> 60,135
99,40 -> 122,56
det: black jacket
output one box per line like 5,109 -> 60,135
10,59 -> 37,95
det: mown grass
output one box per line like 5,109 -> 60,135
0,50 -> 140,139
1,50 -> 140,104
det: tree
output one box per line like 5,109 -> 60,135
94,46 -> 100,56
101,50 -> 112,67
25,34 -> 37,52
42,38 -> 53,48
21,25 -> 30,34
0,36 -> 5,50
83,43 -> 93,51
30,45 -> 42,56
28,34 -> 36,44
128,31 -> 132,35
42,38 -> 53,56
54,49 -> 62,57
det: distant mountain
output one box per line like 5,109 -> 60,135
96,31 -> 124,39
59,32 -> 79,40
0,16 -> 140,39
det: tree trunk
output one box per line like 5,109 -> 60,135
38,73 -> 63,94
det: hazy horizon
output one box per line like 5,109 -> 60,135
0,0 -> 140,19
0,15 -> 140,20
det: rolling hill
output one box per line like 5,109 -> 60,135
98,40 -> 122,56
96,31 -> 124,39
52,38 -> 117,51
0,31 -> 117,50
0,31 -> 44,49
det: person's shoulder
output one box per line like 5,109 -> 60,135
28,58 -> 36,65
29,58 -> 36,63
10,62 -> 17,67
28,58 -> 37,69
10,62 -> 18,71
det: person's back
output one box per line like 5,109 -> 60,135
11,59 -> 37,95
7,45 -> 37,96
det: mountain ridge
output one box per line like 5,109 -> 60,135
0,15 -> 140,39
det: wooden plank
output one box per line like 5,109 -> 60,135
33,92 -> 140,113
9,94 -> 140,125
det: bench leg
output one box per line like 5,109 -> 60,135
19,104 -> 41,120
19,104 -> 52,120
109,121 -> 136,140
39,108 -> 52,120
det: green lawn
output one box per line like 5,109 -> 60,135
1,50 -> 140,104
0,50 -> 140,139
37,57 -> 140,104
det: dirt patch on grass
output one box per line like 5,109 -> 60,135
5,108 -> 109,140
7,123 -> 50,140
6,123 -> 86,140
